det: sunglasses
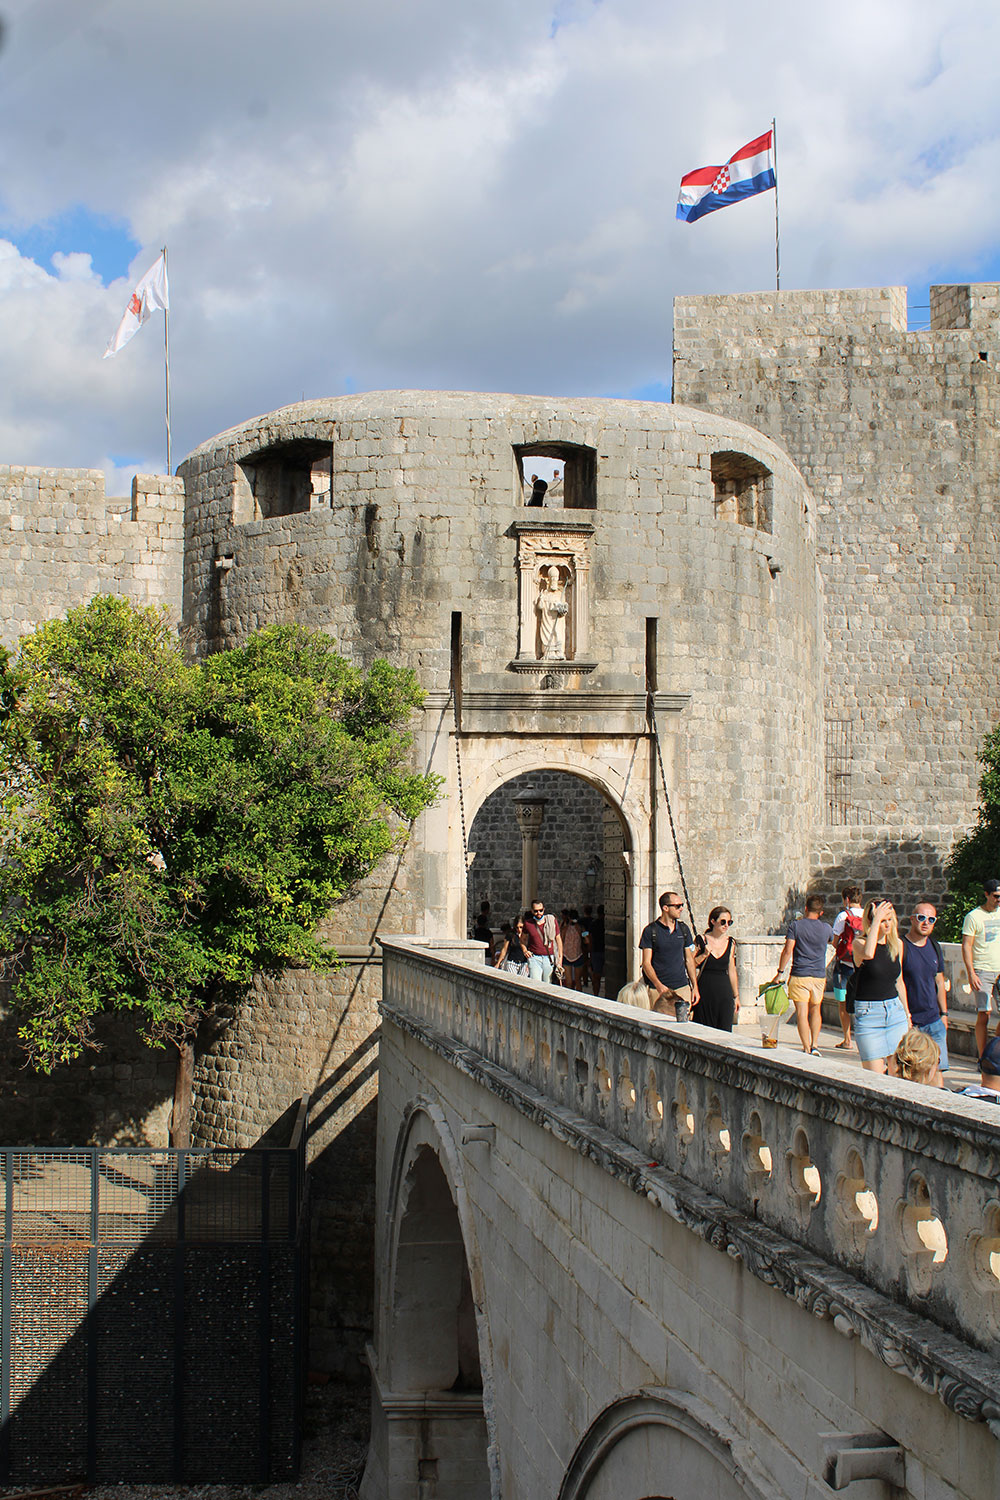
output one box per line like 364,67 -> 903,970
914,914 -> 936,924
716,918 -> 733,927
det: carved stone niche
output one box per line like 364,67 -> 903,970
509,519 -> 596,677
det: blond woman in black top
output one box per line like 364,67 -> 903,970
851,899 -> 911,1074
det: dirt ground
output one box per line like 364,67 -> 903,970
0,1378 -> 371,1500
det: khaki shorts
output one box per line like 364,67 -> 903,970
788,975 -> 826,1007
650,983 -> 692,1021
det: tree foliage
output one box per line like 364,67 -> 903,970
938,724 -> 1000,940
0,597 -> 438,1069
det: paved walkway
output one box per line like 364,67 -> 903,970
773,1014 -> 983,1091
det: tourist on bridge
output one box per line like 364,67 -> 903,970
560,909 -> 586,990
901,899 -> 949,1072
894,1028 -> 943,1087
495,916 -> 531,977
639,892 -> 698,1021
960,879 -> 1000,1059
830,884 -> 864,1049
583,904 -> 605,996
770,895 -> 833,1055
851,899 -> 912,1074
958,1034 -> 1000,1102
692,907 -> 740,1032
523,898 -> 563,984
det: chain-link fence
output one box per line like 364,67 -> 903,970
0,1097 -> 309,1484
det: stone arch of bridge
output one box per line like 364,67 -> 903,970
458,743 -> 649,994
371,1095 -> 499,1499
558,1389 -> 781,1500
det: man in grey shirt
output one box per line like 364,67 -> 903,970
770,895 -> 834,1056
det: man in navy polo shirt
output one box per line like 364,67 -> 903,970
639,891 -> 699,1021
901,898 -> 949,1072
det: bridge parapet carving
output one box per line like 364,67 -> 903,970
380,936 -> 1000,1435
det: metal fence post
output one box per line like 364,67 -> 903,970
258,1152 -> 271,1483
1,1151 -> 13,1481
173,1149 -> 187,1483
86,1149 -> 99,1480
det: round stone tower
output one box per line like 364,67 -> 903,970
177,391 -> 823,1370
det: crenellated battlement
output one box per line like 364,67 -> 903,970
0,465 -> 184,649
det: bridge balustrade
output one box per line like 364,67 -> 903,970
380,937 -> 1000,1394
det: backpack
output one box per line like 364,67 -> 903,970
834,909 -> 863,964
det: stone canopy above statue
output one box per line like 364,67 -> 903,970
509,518 -> 596,682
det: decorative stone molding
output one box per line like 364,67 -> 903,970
510,518 -> 595,668
422,689 -> 690,736
558,1389 -> 776,1500
378,937 -> 1000,1438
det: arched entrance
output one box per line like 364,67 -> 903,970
467,769 -> 631,998
362,1105 -> 495,1500
558,1392 -> 779,1500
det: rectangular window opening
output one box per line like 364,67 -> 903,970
233,439 -> 333,523
711,451 -> 773,533
514,442 -> 597,510
825,718 -> 853,826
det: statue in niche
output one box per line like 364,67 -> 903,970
536,564 -> 570,660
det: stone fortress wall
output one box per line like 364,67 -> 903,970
673,282 -> 1000,907
176,391 -> 823,1367
0,466 -> 184,649
3,283 -> 997,1372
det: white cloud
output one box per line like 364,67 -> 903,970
0,0 -> 998,479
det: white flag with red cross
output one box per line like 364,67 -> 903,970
103,252 -> 169,358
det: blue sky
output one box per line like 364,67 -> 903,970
0,206 -> 138,284
0,0 -> 998,487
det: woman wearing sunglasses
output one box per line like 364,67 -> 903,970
692,906 -> 741,1032
852,898 -> 912,1073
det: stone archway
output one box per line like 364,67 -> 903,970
467,768 -> 631,998
558,1391 -> 780,1500
361,1103 -> 497,1500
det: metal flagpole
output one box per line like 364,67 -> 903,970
162,245 -> 172,475
772,118 -> 781,292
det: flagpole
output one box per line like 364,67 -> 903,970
772,117 -> 781,292
162,245 -> 172,475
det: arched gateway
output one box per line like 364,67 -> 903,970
467,768 -> 631,997
361,1100 -> 497,1500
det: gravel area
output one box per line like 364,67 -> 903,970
0,1379 -> 370,1500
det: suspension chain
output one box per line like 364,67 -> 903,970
649,703 -> 695,927
451,687 -> 469,874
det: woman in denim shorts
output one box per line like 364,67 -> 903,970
851,899 -> 912,1074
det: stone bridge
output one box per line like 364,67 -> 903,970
362,938 -> 1000,1500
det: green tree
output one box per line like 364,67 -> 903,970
938,724 -> 1000,940
0,597 -> 438,1141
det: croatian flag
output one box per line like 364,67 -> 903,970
676,130 -> 776,224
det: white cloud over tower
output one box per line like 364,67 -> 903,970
0,0 -> 998,484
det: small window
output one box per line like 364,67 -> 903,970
233,439 -> 333,523
711,451 -> 772,531
514,442 -> 597,510
825,718 -> 853,825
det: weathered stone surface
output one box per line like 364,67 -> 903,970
367,936 -> 1000,1499
673,283 -> 1000,906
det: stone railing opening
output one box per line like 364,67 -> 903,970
380,937 -> 1000,1364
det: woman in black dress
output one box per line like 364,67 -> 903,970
693,907 -> 741,1031
495,916 -> 531,977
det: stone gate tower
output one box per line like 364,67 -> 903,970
177,390 -> 824,1365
